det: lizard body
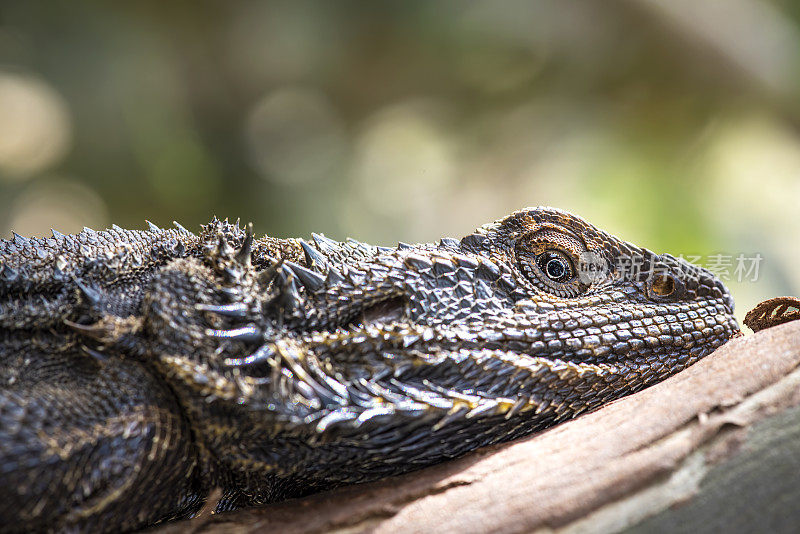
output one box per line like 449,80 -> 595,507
0,207 -> 739,532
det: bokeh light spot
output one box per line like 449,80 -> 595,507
5,178 -> 109,238
0,72 -> 71,179
246,86 -> 347,185
351,101 -> 454,215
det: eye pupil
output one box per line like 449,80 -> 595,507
535,251 -> 573,283
546,258 -> 565,279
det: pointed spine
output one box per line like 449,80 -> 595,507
257,257 -> 284,287
74,278 -> 103,306
285,261 -> 325,292
300,239 -> 329,270
12,232 -> 29,246
235,223 -> 254,267
312,233 -> 340,254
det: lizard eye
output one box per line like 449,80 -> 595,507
517,248 -> 584,297
515,230 -> 589,297
537,251 -> 573,283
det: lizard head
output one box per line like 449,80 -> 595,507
448,206 -> 739,363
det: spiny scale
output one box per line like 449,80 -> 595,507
300,239 -> 329,270
284,261 -> 325,292
235,223 -> 254,266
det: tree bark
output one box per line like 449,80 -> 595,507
160,321 -> 800,534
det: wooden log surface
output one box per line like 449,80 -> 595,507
159,321 -> 800,534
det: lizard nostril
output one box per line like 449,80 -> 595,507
647,271 -> 684,302
650,275 -> 675,297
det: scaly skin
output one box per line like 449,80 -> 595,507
0,207 -> 739,532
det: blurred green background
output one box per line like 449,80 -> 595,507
1,0 -> 798,326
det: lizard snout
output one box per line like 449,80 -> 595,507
662,253 -> 736,316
